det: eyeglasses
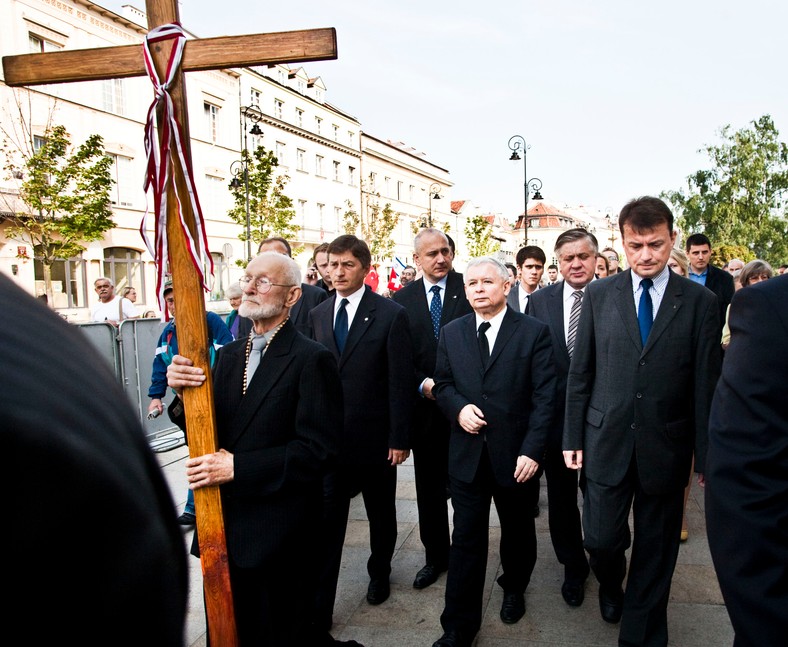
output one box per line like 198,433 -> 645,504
239,276 -> 295,293
606,255 -> 618,262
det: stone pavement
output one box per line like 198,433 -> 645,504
156,446 -> 734,647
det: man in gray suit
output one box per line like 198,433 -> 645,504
564,196 -> 721,647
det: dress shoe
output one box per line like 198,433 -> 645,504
432,630 -> 470,647
598,586 -> 624,623
177,511 -> 195,526
413,563 -> 447,589
500,592 -> 526,624
366,578 -> 390,605
561,580 -> 585,607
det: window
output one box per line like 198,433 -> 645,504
275,141 -> 287,166
277,69 -> 286,84
297,79 -> 306,94
315,116 -> 322,135
34,248 -> 87,308
315,89 -> 323,102
369,172 -> 377,191
202,174 -> 226,219
348,130 -> 355,146
315,155 -> 324,177
530,218 -> 540,228
250,88 -> 261,107
384,177 -> 391,197
298,200 -> 307,228
317,203 -> 325,232
333,160 -> 341,182
397,181 -> 403,200
109,154 -> 135,208
29,34 -> 62,53
103,248 -> 145,300
334,206 -> 342,230
102,79 -> 125,115
409,185 -> 415,202
332,124 -> 339,142
33,135 -> 47,152
274,99 -> 284,120
296,108 -> 304,128
297,149 -> 306,172
348,166 -> 356,186
204,103 -> 219,143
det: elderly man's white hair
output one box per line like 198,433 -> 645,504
253,251 -> 302,287
464,256 -> 510,282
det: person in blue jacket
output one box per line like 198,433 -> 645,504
146,281 -> 233,525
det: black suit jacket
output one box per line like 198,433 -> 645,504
705,275 -> 788,646
238,282 -> 327,338
2,275 -> 188,645
564,269 -> 721,494
702,264 -> 734,330
433,307 -> 556,486
391,272 -> 472,389
172,320 -> 342,568
309,288 -> 414,465
528,281 -> 572,450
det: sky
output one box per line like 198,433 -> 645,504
103,0 -> 788,220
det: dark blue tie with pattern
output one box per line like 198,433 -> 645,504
638,278 -> 654,346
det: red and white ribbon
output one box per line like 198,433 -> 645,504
140,22 -> 213,318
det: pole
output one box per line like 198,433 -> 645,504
522,152 -> 528,245
242,115 -> 252,261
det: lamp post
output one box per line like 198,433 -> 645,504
507,135 -> 543,245
427,182 -> 442,227
228,105 -> 263,262
605,213 -> 619,248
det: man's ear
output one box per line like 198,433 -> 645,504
285,286 -> 302,308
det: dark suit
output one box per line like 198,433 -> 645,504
172,320 -> 342,645
434,307 -> 556,639
505,282 -> 535,314
309,288 -> 414,623
706,275 -> 788,647
2,274 -> 188,645
392,272 -> 472,568
699,264 -> 734,331
565,269 -> 721,647
529,282 -> 590,584
238,282 -> 327,338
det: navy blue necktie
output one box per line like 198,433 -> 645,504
334,298 -> 349,353
638,278 -> 654,346
429,285 -> 442,339
478,321 -> 491,364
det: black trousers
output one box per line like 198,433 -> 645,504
441,446 -> 540,638
583,456 -> 684,647
411,402 -> 451,568
313,460 -> 398,626
544,446 -> 590,583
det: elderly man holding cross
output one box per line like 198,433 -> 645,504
3,2 -> 338,644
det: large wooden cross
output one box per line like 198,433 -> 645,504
3,1 -> 337,644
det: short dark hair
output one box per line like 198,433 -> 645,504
547,264 -> 558,271
403,265 -> 416,273
504,262 -> 518,278
327,234 -> 371,269
515,245 -> 546,267
685,233 -> 711,251
446,234 -> 456,255
258,236 -> 292,257
555,228 -> 599,256
313,242 -> 329,257
618,196 -> 674,236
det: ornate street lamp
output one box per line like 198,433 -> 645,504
427,182 -> 442,227
228,106 -> 263,262
507,135 -> 543,244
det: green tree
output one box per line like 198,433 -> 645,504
342,186 -> 399,262
464,214 -> 500,257
227,145 -> 297,264
662,114 -> 788,265
1,124 -> 114,303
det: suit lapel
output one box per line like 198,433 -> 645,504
486,308 -> 518,373
340,290 -> 375,366
315,295 -> 341,361
614,271 -> 644,352
506,288 -> 520,313
547,282 -> 570,365
228,322 -> 297,447
462,315 -> 486,374
441,273 -> 465,326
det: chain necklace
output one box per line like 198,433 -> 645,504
242,317 -> 289,395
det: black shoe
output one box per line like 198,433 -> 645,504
561,580 -> 585,607
177,511 -> 196,526
598,586 -> 624,623
432,630 -> 470,647
413,563 -> 447,589
533,504 -> 540,517
366,578 -> 390,605
500,592 -> 525,624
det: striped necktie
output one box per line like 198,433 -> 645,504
566,290 -> 583,358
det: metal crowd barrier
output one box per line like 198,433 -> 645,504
75,318 -> 186,452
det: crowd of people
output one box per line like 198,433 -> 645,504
14,194 -> 786,647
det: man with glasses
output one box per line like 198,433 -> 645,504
165,252 -> 356,646
601,247 -> 621,274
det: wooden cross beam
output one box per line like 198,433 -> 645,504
2,2 -> 337,645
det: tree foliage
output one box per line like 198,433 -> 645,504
227,145 -> 298,264
342,186 -> 399,262
464,214 -> 500,258
1,123 -> 114,301
662,114 -> 788,265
